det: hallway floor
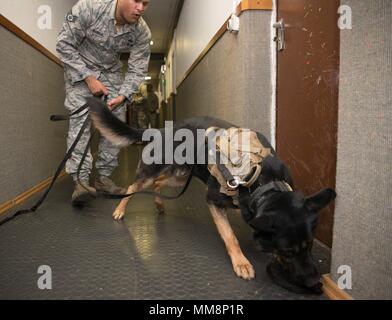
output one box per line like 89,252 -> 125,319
0,146 -> 330,300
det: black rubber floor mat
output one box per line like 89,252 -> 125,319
0,148 -> 330,300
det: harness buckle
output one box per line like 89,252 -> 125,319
227,177 -> 248,189
226,163 -> 263,189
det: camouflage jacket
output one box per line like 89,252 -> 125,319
56,0 -> 151,101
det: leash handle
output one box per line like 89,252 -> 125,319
50,115 -> 69,121
50,102 -> 90,122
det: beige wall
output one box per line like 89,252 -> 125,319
175,0 -> 241,86
176,10 -> 273,139
331,0 -> 392,299
0,26 -> 68,204
0,0 -> 78,56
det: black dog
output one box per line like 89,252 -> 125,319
88,97 -> 336,294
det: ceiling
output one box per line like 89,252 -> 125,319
121,0 -> 183,86
143,0 -> 182,55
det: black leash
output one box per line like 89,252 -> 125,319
0,104 -> 90,226
71,98 -> 196,201
98,164 -> 195,200
73,120 -> 197,201
0,100 -> 195,226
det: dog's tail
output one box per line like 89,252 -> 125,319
87,97 -> 145,147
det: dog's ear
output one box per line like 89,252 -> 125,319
305,188 -> 336,213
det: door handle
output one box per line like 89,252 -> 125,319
273,19 -> 285,51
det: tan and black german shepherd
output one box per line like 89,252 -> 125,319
88,97 -> 336,294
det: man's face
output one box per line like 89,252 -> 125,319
120,0 -> 149,24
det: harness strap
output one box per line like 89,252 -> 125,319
238,187 -> 254,223
242,164 -> 262,188
216,151 -> 236,185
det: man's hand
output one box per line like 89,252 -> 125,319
108,95 -> 125,110
85,76 -> 109,96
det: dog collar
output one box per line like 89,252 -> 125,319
250,180 -> 292,198
243,180 -> 293,224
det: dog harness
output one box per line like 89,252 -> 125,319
205,126 -> 273,204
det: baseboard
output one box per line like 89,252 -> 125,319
0,170 -> 68,216
322,274 -> 354,300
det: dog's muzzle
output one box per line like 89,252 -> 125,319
267,256 -> 323,295
243,181 -> 324,294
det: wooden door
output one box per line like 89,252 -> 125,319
276,0 -> 340,247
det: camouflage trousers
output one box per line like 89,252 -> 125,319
64,73 -> 126,182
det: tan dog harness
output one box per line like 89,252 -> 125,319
205,127 -> 273,203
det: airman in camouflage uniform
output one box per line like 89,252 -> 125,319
145,83 -> 159,128
56,0 -> 151,205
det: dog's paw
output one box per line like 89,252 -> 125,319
232,258 -> 255,280
112,208 -> 125,220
